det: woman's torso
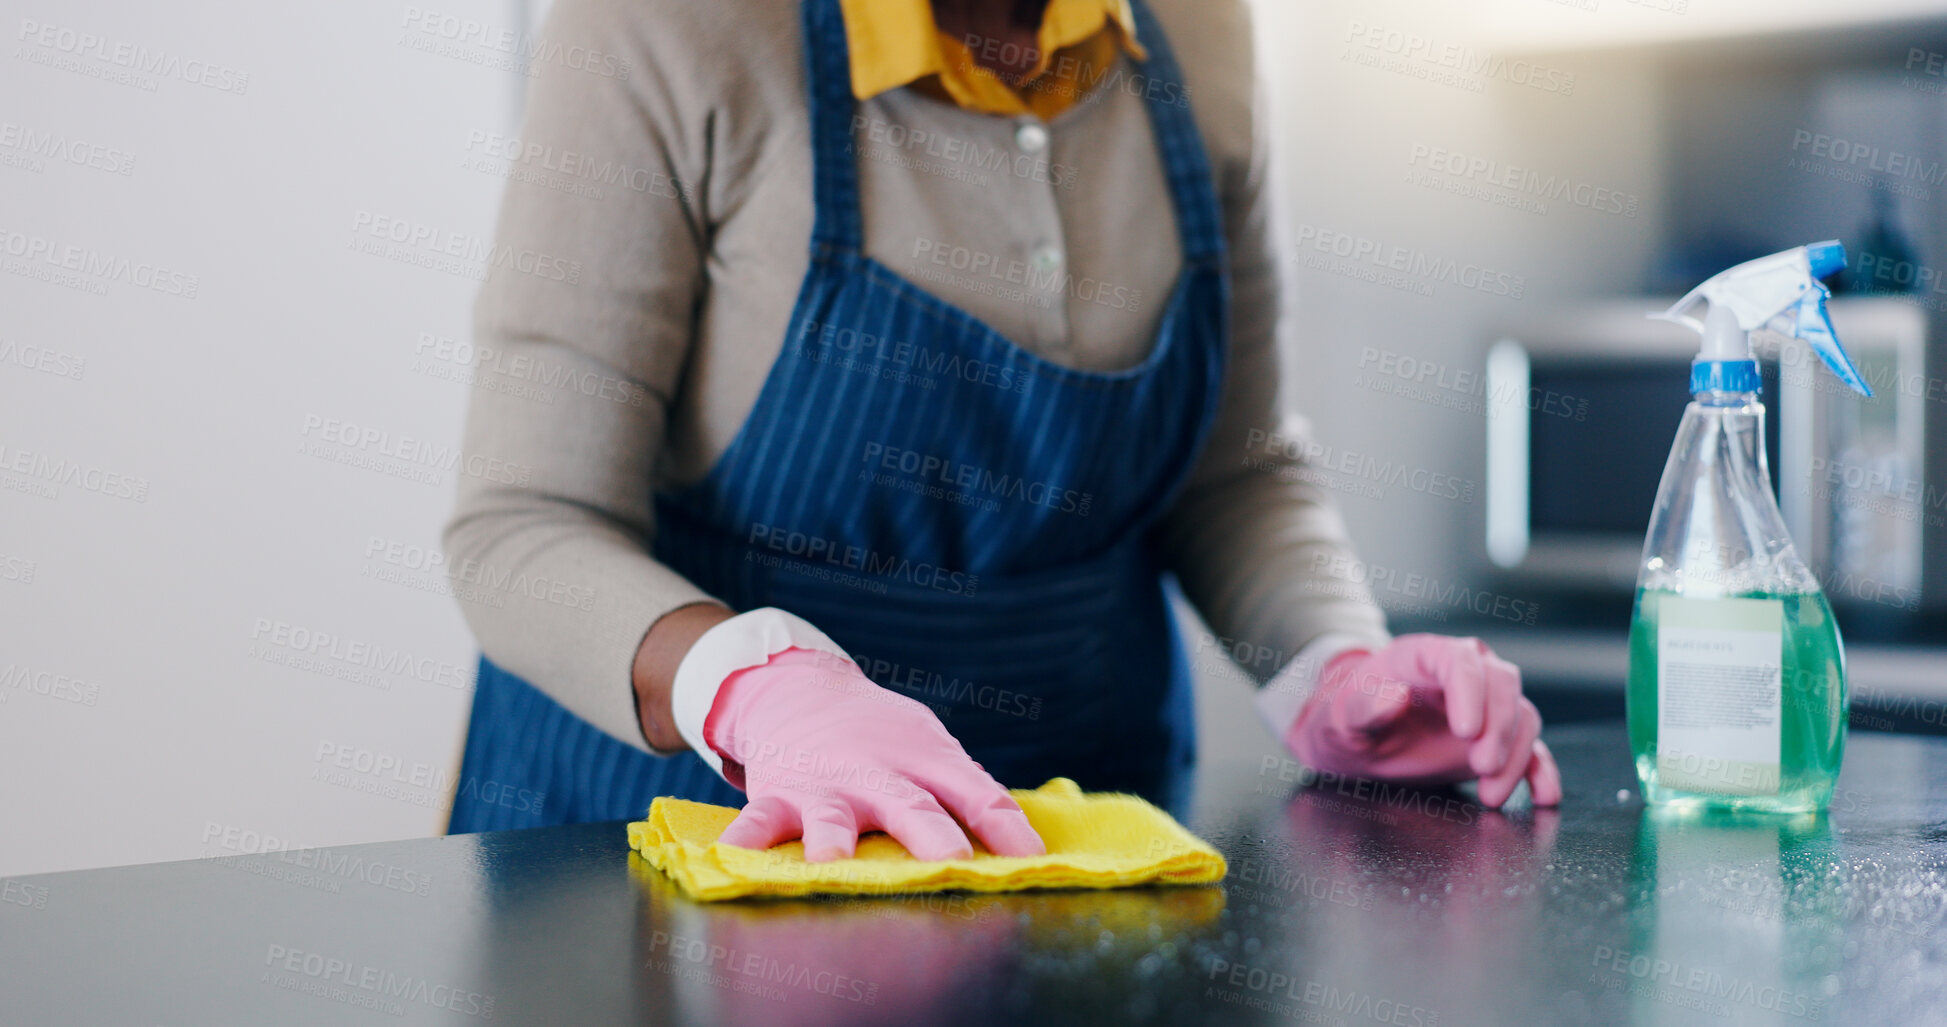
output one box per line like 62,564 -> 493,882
646,0 -> 1258,487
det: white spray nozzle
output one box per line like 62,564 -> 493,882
1650,240 -> 1873,397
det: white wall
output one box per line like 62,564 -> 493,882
1,0 -> 525,875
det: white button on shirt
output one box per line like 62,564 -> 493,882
1015,120 -> 1049,154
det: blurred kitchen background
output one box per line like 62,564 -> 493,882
4,0 -> 1946,876
1253,1 -> 1947,736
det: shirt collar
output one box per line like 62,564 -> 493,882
839,0 -> 1147,104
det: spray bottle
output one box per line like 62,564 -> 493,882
1626,241 -> 1871,813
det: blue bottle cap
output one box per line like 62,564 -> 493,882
1691,359 -> 1763,395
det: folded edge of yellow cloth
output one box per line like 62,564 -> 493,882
628,778 -> 1227,902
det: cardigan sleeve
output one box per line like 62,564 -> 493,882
1154,2 -> 1391,691
441,0 -> 729,753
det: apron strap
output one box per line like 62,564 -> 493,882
799,0 -> 1227,267
1124,0 -> 1227,268
802,0 -> 867,253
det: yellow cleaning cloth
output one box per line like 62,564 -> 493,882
629,778 -> 1227,902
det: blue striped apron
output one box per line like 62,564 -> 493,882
450,0 -> 1227,833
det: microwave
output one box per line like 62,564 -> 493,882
1484,297 -> 1933,618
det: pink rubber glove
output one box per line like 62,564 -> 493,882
1286,635 -> 1563,808
703,648 -> 1047,862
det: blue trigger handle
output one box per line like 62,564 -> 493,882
1796,284 -> 1873,398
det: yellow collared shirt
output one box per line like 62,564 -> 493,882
839,0 -> 1147,119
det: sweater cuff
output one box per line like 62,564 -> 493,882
1254,632 -> 1392,744
670,607 -> 852,777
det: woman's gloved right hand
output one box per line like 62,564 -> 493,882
697,645 -> 1047,863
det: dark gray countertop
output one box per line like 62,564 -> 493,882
6,722 -> 1947,1026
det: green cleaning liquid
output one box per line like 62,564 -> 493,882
1627,587 -> 1846,814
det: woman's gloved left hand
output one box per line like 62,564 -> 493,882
1284,634 -> 1563,808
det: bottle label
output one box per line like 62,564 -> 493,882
1656,595 -> 1784,796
